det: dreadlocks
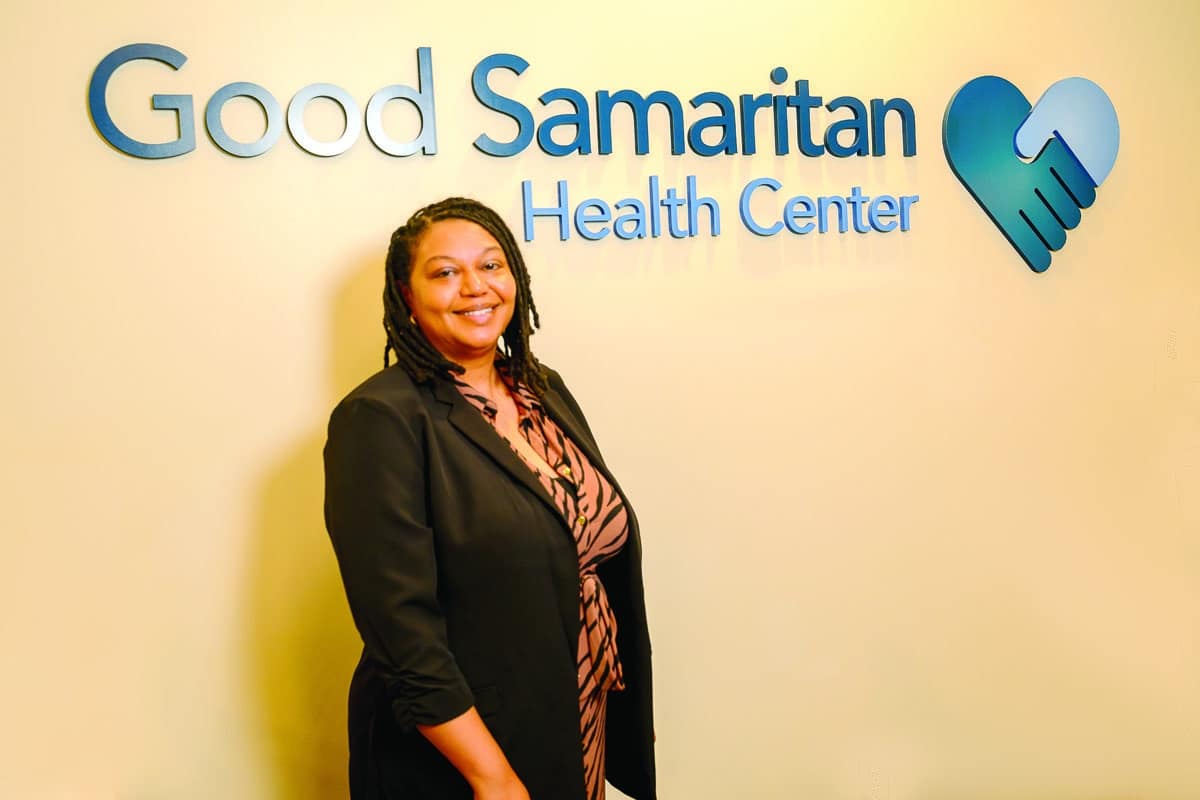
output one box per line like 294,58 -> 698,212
382,197 -> 548,398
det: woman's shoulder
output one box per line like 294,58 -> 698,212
534,363 -> 595,432
332,364 -> 427,417
540,362 -> 584,398
537,362 -> 567,393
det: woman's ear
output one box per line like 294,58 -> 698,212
400,283 -> 412,307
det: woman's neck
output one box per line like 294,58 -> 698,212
457,353 -> 502,394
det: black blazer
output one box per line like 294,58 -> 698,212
323,364 -> 656,800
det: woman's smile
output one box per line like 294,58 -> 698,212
455,304 -> 498,320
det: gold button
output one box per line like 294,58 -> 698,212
558,465 -> 572,477
576,513 -> 587,527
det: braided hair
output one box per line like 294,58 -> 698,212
382,196 -> 547,397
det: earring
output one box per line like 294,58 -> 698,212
409,314 -> 416,325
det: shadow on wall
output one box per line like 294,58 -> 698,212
244,252 -> 387,800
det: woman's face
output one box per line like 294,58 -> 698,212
403,218 -> 517,366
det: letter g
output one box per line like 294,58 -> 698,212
88,43 -> 195,159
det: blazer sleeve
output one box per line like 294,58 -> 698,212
323,395 -> 474,732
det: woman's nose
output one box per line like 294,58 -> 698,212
461,267 -> 485,294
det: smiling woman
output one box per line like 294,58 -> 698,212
402,219 -> 517,366
323,197 -> 657,800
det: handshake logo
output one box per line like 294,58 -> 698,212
943,76 -> 1119,273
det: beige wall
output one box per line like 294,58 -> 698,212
2,1 -> 1198,798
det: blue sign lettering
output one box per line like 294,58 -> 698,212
205,82 -> 282,158
88,43 -> 196,159
471,58 -> 917,159
88,44 -> 437,159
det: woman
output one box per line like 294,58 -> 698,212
323,197 -> 656,800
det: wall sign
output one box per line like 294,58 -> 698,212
87,43 -> 1117,265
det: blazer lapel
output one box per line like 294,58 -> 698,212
429,377 -> 565,523
540,383 -> 634,511
541,380 -> 644,591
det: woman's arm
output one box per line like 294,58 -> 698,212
324,396 -> 475,726
325,394 -> 530,797
418,709 -> 529,799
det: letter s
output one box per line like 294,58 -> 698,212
471,53 -> 533,157
88,43 -> 196,159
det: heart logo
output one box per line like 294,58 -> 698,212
943,76 -> 1119,273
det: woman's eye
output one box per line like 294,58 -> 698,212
434,267 -> 455,278
483,261 -> 505,271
